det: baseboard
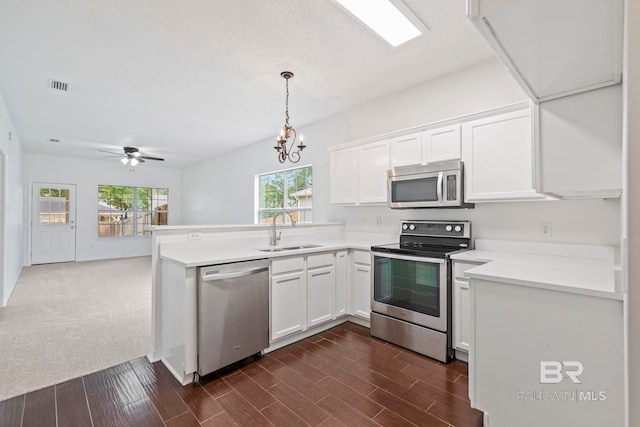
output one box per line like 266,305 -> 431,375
147,349 -> 162,363
455,349 -> 469,363
161,357 -> 193,385
266,315 -> 371,352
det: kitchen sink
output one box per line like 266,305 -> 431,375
258,244 -> 323,252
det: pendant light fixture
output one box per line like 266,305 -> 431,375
274,71 -> 306,163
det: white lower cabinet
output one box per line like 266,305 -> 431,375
453,260 -> 484,356
335,251 -> 348,317
453,278 -> 470,352
271,269 -> 306,341
352,250 -> 371,320
271,252 -> 349,343
306,253 -> 336,328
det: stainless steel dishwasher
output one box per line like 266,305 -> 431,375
197,258 -> 269,377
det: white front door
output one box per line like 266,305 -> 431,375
31,183 -> 76,264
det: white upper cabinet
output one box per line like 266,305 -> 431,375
462,106 -> 544,202
421,124 -> 461,164
357,140 -> 390,204
391,133 -> 422,167
467,0 -> 623,101
330,140 -> 390,206
329,147 -> 357,204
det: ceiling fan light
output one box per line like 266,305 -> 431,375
121,157 -> 129,165
130,158 -> 139,166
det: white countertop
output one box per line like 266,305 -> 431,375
451,241 -> 622,300
159,236 -> 393,268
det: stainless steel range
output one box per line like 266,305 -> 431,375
370,220 -> 472,363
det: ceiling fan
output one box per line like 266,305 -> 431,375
98,146 -> 165,166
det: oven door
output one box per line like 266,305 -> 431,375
371,251 -> 448,332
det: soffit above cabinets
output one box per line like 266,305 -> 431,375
467,0 -> 623,102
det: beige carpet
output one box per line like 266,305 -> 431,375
0,256 -> 151,401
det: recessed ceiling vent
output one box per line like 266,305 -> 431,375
48,79 -> 69,92
48,138 -> 60,143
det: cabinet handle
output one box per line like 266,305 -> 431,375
202,267 -> 268,282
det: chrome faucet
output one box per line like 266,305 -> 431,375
271,211 -> 296,246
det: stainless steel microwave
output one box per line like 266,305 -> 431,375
387,160 -> 474,209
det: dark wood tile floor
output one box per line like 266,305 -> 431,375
0,322 -> 482,426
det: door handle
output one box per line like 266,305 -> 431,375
201,266 -> 268,282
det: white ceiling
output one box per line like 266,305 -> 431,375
0,0 -> 494,168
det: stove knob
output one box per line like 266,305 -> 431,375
409,224 -> 416,231
454,225 -> 462,232
402,224 -> 408,230
445,225 -> 453,232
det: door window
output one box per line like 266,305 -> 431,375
38,188 -> 70,225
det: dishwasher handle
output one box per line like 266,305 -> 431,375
201,266 -> 268,282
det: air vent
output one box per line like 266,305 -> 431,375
48,79 -> 69,92
48,138 -> 60,143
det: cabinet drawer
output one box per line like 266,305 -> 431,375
454,261 -> 483,279
271,257 -> 305,275
307,253 -> 334,269
354,250 -> 371,265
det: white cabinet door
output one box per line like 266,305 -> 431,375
357,140 -> 390,204
422,124 -> 461,164
329,148 -> 357,204
353,263 -> 371,320
454,278 -> 470,352
462,107 -> 544,202
391,133 -> 421,167
271,271 -> 306,341
335,251 -> 348,317
307,266 -> 335,327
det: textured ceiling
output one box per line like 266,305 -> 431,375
0,0 -> 494,168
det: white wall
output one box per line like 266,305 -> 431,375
24,153 -> 181,262
182,58 -> 528,225
342,199 -> 620,247
181,57 -> 620,249
0,91 -> 24,306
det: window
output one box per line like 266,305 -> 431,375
39,188 -> 70,224
98,185 -> 168,237
257,165 -> 312,224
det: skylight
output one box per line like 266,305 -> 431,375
335,0 -> 423,47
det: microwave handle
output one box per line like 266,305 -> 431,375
437,171 -> 443,203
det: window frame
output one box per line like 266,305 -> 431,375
255,164 -> 313,224
97,185 -> 169,238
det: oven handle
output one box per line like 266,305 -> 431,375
371,251 -> 446,264
437,171 -> 443,204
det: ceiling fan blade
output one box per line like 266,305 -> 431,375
140,155 -> 165,161
98,149 -> 123,155
102,155 -> 124,158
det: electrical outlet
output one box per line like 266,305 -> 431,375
376,216 -> 382,227
315,227 -> 323,233
188,232 -> 203,240
539,221 -> 552,238
356,219 -> 364,229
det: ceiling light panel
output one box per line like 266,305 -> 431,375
334,0 -> 425,47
